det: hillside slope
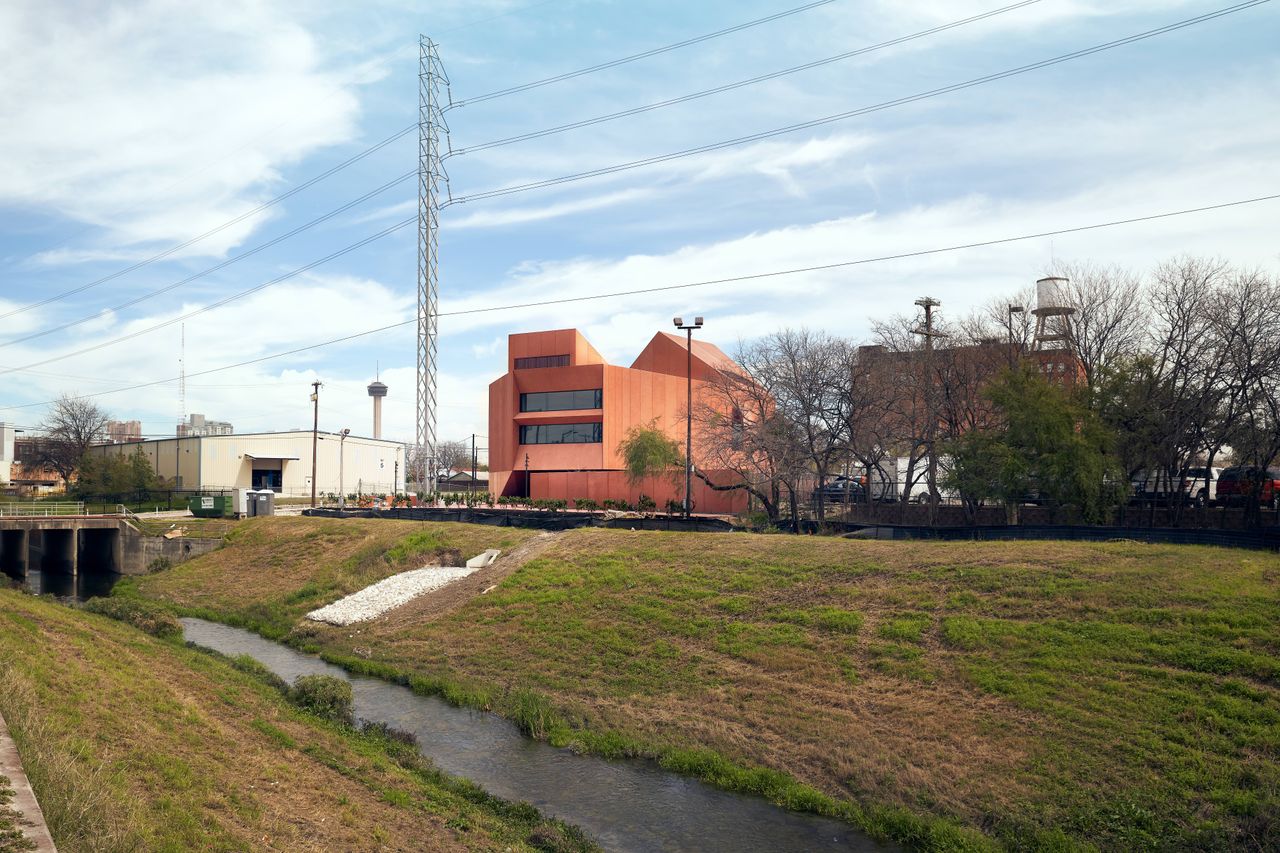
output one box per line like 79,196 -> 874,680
126,519 -> 1280,850
0,589 -> 588,852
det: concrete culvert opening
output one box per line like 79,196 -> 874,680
0,529 -> 28,576
78,528 -> 121,575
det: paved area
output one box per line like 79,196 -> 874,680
0,710 -> 57,852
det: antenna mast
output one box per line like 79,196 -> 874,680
417,35 -> 450,494
179,323 -> 186,431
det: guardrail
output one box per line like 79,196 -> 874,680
0,501 -> 86,517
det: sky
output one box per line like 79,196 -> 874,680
1,0 -> 1277,461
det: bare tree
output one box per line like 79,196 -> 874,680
1046,261 -> 1146,385
37,394 -> 109,483
693,346 -> 806,524
435,439 -> 471,475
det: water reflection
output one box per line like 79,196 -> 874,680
3,567 -> 122,600
183,618 -> 890,853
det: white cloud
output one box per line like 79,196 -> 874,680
447,188 -> 655,228
0,0 -> 371,259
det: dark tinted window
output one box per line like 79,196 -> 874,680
520,389 -> 602,412
519,423 -> 602,444
515,355 -> 570,369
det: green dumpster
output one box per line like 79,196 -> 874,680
188,494 -> 229,518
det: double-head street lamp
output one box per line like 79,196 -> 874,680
673,316 -> 704,519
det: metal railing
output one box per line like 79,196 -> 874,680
0,501 -> 86,517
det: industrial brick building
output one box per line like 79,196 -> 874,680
488,329 -> 748,513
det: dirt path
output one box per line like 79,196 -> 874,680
373,532 -> 563,627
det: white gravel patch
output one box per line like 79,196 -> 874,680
305,566 -> 477,626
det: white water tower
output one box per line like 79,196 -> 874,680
1032,277 -> 1075,351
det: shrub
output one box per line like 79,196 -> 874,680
603,498 -> 631,512
229,654 -> 288,693
636,494 -> 656,512
288,674 -> 354,726
82,597 -> 181,640
666,498 -> 684,515
572,498 -> 598,512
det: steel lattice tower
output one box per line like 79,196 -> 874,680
416,36 -> 450,493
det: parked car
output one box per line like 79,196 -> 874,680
1178,466 -> 1222,506
1129,469 -> 1178,505
811,477 -> 866,506
1215,466 -> 1280,509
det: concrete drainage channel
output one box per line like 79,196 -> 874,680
0,710 -> 57,852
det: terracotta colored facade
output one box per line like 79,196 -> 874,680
488,329 -> 748,514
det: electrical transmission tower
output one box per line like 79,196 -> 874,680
417,36 -> 451,494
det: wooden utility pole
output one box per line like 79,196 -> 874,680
912,297 -> 946,525
310,381 -> 322,508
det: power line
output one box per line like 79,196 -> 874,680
2,190 -> 1274,412
449,0 -> 1044,157
0,124 -> 416,323
0,215 -> 418,377
1,171 -> 415,348
447,0 -> 1268,205
448,0 -> 838,108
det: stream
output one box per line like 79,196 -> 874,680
182,618 -> 889,853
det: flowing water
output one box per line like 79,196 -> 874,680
183,618 -> 890,853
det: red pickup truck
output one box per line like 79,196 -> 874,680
1216,466 -> 1280,510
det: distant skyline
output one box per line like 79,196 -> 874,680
2,0 -> 1277,457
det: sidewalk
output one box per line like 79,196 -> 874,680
0,710 -> 57,852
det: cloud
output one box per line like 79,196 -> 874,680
0,0 -> 371,259
447,188 -> 655,228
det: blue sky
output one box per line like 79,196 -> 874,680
1,0 -> 1277,457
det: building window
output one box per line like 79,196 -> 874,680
520,389 -> 602,412
519,423 -> 602,445
515,354 -> 570,369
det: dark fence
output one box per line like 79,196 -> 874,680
834,523 -> 1280,552
303,507 -> 734,533
815,501 -> 1280,531
61,490 -> 235,515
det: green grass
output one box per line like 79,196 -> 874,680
0,588 -> 595,853
125,521 -> 1280,851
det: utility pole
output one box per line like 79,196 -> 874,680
310,381 -> 321,508
471,433 -> 477,492
416,36 -> 451,498
911,297 -> 946,523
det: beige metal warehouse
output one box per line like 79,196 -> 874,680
88,431 -> 404,497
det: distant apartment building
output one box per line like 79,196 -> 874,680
177,413 -> 233,437
106,419 -> 143,443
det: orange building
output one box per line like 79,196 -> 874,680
488,329 -> 748,514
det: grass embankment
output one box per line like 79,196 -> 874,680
125,519 -> 1280,851
0,589 -> 592,852
120,516 -> 536,639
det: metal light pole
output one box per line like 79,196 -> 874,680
309,381 -> 322,508
673,316 -> 704,518
338,428 -> 351,510
1007,304 -> 1025,369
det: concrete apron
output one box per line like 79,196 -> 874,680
0,710 -> 57,852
